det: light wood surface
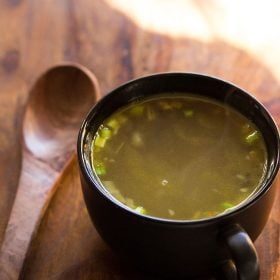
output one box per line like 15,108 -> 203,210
0,0 -> 279,279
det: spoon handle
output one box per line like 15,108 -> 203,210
0,150 -> 72,279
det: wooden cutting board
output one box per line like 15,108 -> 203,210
1,0 -> 280,279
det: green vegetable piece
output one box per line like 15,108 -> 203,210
100,127 -> 112,139
221,202 -> 234,210
184,109 -> 194,118
94,163 -> 106,176
95,135 -> 106,148
91,141 -> 95,168
125,198 -> 136,209
135,206 -> 147,214
129,105 -> 144,116
106,118 -> 118,128
106,119 -> 120,134
102,181 -> 116,192
192,211 -> 202,219
245,131 -> 259,145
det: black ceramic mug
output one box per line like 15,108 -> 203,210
77,73 -> 280,280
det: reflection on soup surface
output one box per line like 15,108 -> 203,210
91,94 -> 267,220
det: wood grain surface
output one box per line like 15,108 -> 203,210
0,64 -> 100,280
0,0 -> 280,279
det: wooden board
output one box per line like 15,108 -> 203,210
0,0 -> 280,279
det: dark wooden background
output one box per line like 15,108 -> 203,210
0,0 -> 280,279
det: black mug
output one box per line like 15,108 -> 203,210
77,73 -> 280,279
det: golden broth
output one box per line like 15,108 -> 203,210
91,95 -> 267,220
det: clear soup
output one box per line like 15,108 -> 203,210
91,94 -> 267,220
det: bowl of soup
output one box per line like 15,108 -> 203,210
77,73 -> 279,279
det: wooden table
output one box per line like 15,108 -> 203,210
0,0 -> 280,279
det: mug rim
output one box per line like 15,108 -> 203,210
77,72 -> 280,225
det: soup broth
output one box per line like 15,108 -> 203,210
91,94 -> 267,220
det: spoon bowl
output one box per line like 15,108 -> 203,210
24,64 -> 99,161
0,63 -> 100,279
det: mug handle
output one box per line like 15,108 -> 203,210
218,224 -> 260,280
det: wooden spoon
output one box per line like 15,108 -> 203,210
0,63 -> 100,279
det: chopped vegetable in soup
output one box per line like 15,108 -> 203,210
91,94 -> 267,220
